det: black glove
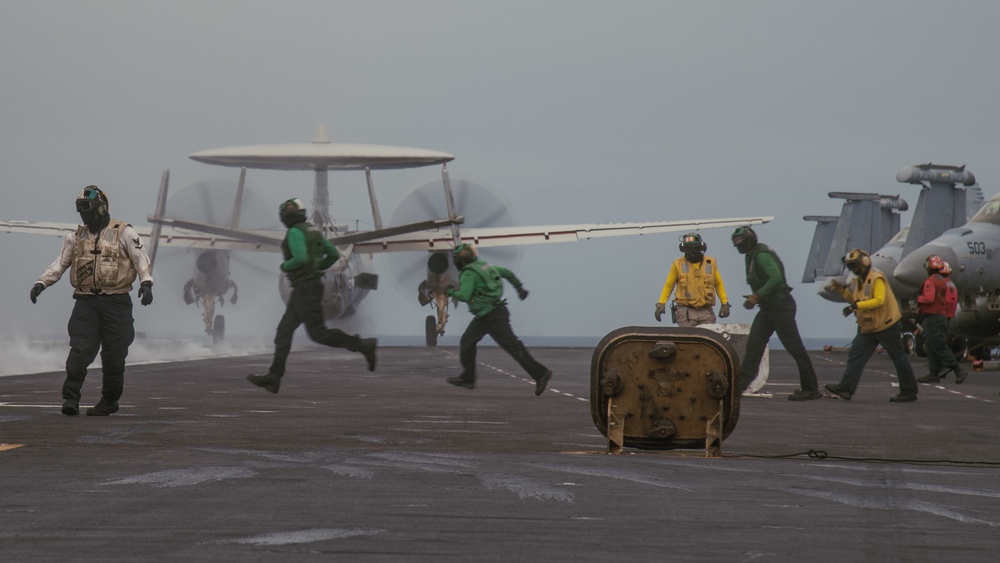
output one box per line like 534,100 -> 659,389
654,302 -> 666,322
139,282 -> 154,306
29,282 -> 44,304
438,274 -> 458,292
517,287 -> 529,301
842,302 -> 857,317
719,302 -> 731,318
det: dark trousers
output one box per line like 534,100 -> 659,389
63,294 -> 135,404
740,295 -> 818,392
458,305 -> 548,383
836,321 -> 918,396
922,314 -> 958,375
269,277 -> 361,378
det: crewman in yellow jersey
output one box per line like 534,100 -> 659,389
824,249 -> 919,402
654,232 -> 731,327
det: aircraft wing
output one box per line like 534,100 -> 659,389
0,220 -> 79,239
0,219 -> 283,253
352,216 -> 774,254
3,215 -> 772,254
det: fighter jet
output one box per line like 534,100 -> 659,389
895,188 -> 1000,355
802,163 -> 981,354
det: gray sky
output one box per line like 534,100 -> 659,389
3,0 -> 999,347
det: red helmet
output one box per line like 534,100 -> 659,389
924,255 -> 945,272
940,261 -> 952,276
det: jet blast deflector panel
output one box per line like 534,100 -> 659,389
590,326 -> 741,454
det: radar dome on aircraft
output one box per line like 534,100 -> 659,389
189,125 -> 454,171
894,243 -> 959,289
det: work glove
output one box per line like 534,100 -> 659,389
654,302 -> 666,322
438,274 -> 457,293
842,302 -> 857,317
517,287 -> 529,301
29,282 -> 44,304
139,281 -> 154,306
719,302 -> 731,318
742,294 -> 760,310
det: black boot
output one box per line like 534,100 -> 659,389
359,338 -> 377,372
446,376 -> 475,389
534,370 -> 553,396
917,372 -> 941,383
61,401 -> 79,416
954,366 -> 968,384
247,373 -> 280,394
86,399 -> 119,416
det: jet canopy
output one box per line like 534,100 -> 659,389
968,194 -> 1000,226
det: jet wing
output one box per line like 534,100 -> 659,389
352,216 -> 774,254
0,219 -> 283,253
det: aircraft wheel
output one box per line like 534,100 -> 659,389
914,331 -> 927,358
213,315 -> 225,345
967,338 -> 993,361
425,315 -> 437,348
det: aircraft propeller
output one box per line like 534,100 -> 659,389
386,177 -> 521,294
154,177 -> 279,341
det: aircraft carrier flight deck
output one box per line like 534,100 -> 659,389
1,345 -> 998,562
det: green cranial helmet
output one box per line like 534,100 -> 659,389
731,225 -> 756,243
678,232 -> 706,252
76,185 -> 109,228
279,198 -> 307,227
731,226 -> 758,254
453,243 -> 478,268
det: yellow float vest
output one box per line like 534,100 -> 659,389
672,256 -> 717,308
849,268 -> 900,333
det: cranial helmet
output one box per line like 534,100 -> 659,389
940,261 -> 952,276
679,232 -> 707,253
924,254 -> 945,273
453,243 -> 478,268
76,185 -> 109,229
279,198 -> 307,227
843,248 -> 872,272
731,226 -> 757,254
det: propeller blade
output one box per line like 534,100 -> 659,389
413,189 -> 440,219
478,205 -> 508,227
231,253 -> 280,277
386,177 -> 522,296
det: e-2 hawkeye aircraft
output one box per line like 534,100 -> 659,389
0,125 -> 773,346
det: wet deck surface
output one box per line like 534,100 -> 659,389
1,344 -> 999,562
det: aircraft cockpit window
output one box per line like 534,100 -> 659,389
969,197 -> 1000,225
888,227 -> 908,243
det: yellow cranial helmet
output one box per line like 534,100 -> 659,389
843,248 -> 871,270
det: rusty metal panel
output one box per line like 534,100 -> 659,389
590,326 -> 742,451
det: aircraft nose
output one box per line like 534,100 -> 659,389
894,244 -> 957,287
